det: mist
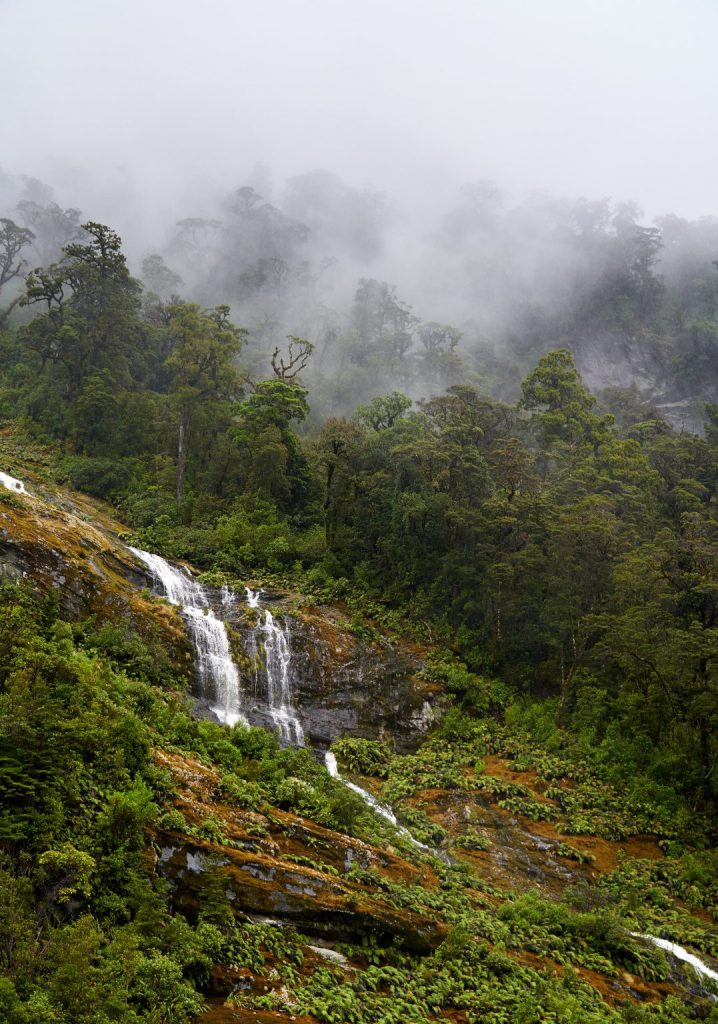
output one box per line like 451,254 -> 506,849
3,0 -> 717,215
2,0 -> 718,425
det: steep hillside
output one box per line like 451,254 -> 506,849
1,439 -> 717,1023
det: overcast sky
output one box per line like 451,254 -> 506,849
2,0 -> 716,219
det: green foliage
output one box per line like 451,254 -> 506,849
3,211 -> 718,1021
520,349 -> 613,447
0,586 -> 232,1021
330,737 -> 393,776
58,454 -> 134,498
216,773 -> 265,809
354,390 -> 412,431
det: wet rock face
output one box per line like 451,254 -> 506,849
1,477 -> 439,751
0,488 -> 192,671
152,751 -> 447,956
203,595 -> 440,751
286,619 -> 434,750
156,833 -> 444,953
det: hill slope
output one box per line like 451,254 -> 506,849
0,443 -> 717,1024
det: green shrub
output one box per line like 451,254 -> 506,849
217,774 -> 265,810
331,738 -> 392,777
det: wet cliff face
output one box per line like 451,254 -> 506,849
198,592 -> 441,752
0,470 -> 440,753
0,477 -> 193,675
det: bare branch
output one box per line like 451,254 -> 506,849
270,335 -> 314,379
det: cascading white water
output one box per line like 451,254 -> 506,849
325,752 -> 398,825
631,933 -> 718,985
324,751 -> 431,852
130,548 -> 247,727
246,589 -> 304,746
0,471 -> 28,495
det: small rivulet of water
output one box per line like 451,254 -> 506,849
246,589 -> 305,746
324,751 -> 431,853
630,933 -> 718,987
130,548 -> 247,727
0,470 -> 29,495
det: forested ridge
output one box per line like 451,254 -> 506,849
1,206 -> 718,1022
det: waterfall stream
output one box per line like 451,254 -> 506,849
130,553 -> 427,847
0,471 -> 28,495
130,548 -> 247,727
631,933 -> 718,986
325,751 -> 431,852
246,589 -> 305,746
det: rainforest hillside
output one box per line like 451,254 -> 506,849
0,216 -> 717,1023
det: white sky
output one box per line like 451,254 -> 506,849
2,0 -> 716,218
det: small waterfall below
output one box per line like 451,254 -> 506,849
130,548 -> 247,727
630,933 -> 718,987
0,471 -> 29,495
324,752 -> 431,852
246,589 -> 305,746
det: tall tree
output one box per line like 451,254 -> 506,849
164,303 -> 245,504
0,218 -> 35,324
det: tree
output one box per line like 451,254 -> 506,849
165,303 -> 245,504
233,378 -> 311,507
352,279 -> 418,362
355,392 -> 411,431
16,200 -> 83,266
317,417 -> 365,547
227,185 -> 263,213
520,349 -> 613,449
20,223 -> 146,441
417,321 -> 462,354
270,335 -> 314,379
0,218 -> 35,324
141,253 -> 183,299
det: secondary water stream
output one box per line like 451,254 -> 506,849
245,589 -> 305,746
631,933 -> 718,988
325,751 -> 431,853
130,548 -> 247,727
0,471 -> 29,494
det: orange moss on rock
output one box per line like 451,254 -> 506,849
0,470 -> 191,673
152,750 -> 446,953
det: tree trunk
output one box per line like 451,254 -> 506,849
176,412 -> 187,506
0,292 -> 22,328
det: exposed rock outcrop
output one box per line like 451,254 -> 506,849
0,470 -> 439,751
213,595 -> 440,751
153,751 -> 446,954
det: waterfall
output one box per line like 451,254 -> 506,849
246,589 -> 304,746
631,933 -> 718,985
325,752 -> 398,825
0,471 -> 28,495
130,548 -> 247,727
325,751 -> 430,852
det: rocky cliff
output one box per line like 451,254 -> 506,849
0,457 -> 438,753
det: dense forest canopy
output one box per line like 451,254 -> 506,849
2,167 -> 717,430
